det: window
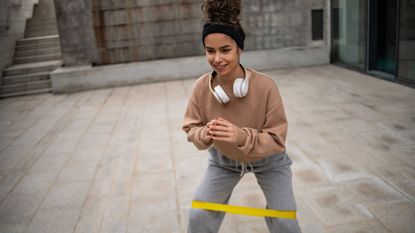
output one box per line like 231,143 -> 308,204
312,9 -> 324,40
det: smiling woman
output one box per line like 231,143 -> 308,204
182,0 -> 302,233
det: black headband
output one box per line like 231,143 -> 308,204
202,23 -> 245,50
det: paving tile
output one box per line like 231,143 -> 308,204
0,65 -> 414,233
0,192 -> 43,225
40,181 -> 90,209
74,196 -> 107,233
176,174 -> 203,207
327,219 -> 393,233
131,172 -> 176,207
0,183 -> 14,202
100,195 -> 130,233
78,133 -> 111,149
56,160 -> 98,183
356,130 -> 415,151
42,139 -> 79,155
25,207 -> 81,233
304,186 -> 374,226
29,152 -> 71,173
11,171 -> 56,195
292,164 -> 333,188
134,151 -> 174,174
369,202 -> 415,233
0,145 -> 31,173
235,219 -> 269,233
339,175 -> 408,205
127,202 -> 181,233
0,222 -> 26,233
229,173 -> 267,207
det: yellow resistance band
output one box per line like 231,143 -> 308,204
192,201 -> 297,219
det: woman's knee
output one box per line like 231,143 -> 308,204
188,208 -> 206,223
188,208 -> 222,233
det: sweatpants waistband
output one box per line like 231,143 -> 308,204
208,147 -> 292,175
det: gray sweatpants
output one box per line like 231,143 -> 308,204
188,148 -> 302,233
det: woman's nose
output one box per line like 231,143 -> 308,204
214,53 -> 222,63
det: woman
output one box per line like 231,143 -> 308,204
182,0 -> 301,232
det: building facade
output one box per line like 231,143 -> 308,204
0,0 -> 38,79
1,0 -> 413,93
331,0 -> 415,85
53,0 -> 328,65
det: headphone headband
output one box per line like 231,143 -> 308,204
208,65 -> 251,104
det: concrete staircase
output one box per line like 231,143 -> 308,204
0,0 -> 61,98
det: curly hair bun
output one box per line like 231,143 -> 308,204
201,0 -> 241,24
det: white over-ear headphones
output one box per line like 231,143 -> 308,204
209,65 -> 250,104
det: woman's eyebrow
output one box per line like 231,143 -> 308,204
205,45 -> 232,50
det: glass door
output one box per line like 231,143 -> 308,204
368,0 -> 399,75
397,0 -> 415,84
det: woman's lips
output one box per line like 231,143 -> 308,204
214,64 -> 227,71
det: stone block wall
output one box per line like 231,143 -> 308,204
55,0 -> 328,66
53,0 -> 96,66
92,0 -> 203,64
0,0 -> 38,78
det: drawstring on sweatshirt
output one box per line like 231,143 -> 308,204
237,161 -> 254,177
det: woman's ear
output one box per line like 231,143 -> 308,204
237,48 -> 243,55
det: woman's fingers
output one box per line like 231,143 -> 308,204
209,125 -> 228,132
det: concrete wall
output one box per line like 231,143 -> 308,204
51,0 -> 331,93
53,0 -> 96,66
0,0 -> 38,79
51,46 -> 329,93
54,0 -> 329,66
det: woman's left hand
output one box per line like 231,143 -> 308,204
207,118 -> 246,145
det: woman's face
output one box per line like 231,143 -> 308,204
204,33 -> 241,78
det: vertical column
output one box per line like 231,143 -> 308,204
54,0 -> 97,66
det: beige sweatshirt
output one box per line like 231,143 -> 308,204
182,69 -> 288,162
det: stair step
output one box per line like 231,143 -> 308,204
16,42 -> 60,52
15,47 -> 61,58
17,35 -> 59,46
27,17 -> 57,23
26,20 -> 57,28
14,53 -> 61,64
0,80 -> 51,95
4,60 -> 62,76
25,30 -> 59,38
2,72 -> 50,85
26,23 -> 57,31
25,24 -> 58,34
33,8 -> 55,17
34,7 -> 55,11
25,28 -> 58,38
0,87 -> 52,99
27,17 -> 57,22
34,4 -> 54,9
24,32 -> 59,39
25,27 -> 58,36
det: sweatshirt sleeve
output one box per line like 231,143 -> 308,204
237,83 -> 288,159
182,83 -> 212,150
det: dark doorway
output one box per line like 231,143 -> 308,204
368,0 -> 399,76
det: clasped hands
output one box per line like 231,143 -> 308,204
206,118 -> 246,146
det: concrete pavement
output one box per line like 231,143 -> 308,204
0,65 -> 414,233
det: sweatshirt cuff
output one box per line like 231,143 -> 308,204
199,127 -> 212,145
237,128 -> 254,155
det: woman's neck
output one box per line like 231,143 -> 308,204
217,65 -> 245,86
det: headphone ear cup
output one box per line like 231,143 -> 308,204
214,85 -> 230,104
233,78 -> 244,98
212,91 -> 223,103
240,78 -> 248,96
